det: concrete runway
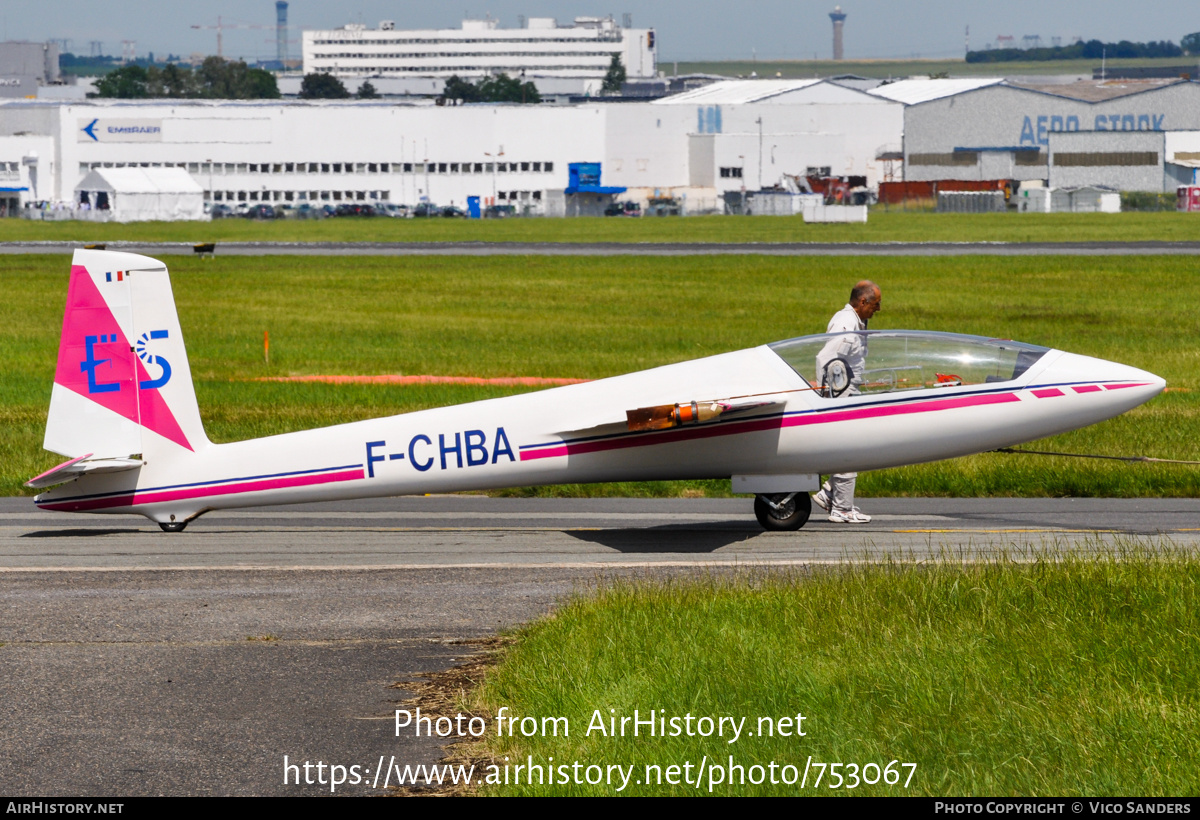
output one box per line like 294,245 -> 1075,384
6,240 -> 1200,257
2,495 -> 1197,795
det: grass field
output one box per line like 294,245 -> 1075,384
469,547 -> 1200,795
673,56 -> 1196,80
4,252 -> 1196,497
5,212 -> 1200,245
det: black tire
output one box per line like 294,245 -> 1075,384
754,492 -> 813,532
159,521 -> 187,533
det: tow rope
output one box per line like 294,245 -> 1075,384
993,447 -> 1200,466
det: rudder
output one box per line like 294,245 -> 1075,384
45,250 -> 210,460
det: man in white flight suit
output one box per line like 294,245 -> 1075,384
813,280 -> 882,523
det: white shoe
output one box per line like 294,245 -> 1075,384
812,489 -> 830,511
828,508 -> 871,524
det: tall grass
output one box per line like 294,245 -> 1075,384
471,546 -> 1200,795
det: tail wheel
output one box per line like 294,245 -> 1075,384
159,522 -> 187,533
754,492 -> 812,532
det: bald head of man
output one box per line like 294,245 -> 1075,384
850,280 -> 882,322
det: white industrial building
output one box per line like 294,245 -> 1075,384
0,80 -> 904,217
302,16 -> 656,97
655,80 -> 900,193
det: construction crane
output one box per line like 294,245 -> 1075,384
190,16 -> 272,59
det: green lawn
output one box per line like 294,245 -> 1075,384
470,548 -> 1200,795
4,211 -> 1200,245
4,253 -> 1195,497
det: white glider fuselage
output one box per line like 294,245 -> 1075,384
32,251 -> 1164,529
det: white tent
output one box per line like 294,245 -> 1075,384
74,167 -> 207,222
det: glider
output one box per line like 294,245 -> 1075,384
30,250 -> 1165,532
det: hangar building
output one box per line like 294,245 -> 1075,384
872,77 -> 1200,191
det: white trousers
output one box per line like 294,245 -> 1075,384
823,473 -> 858,512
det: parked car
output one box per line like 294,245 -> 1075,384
333,203 -> 377,217
244,203 -> 277,220
210,203 -> 234,219
412,202 -> 440,217
441,205 -> 467,218
604,201 -> 642,217
375,202 -> 411,218
484,204 -> 517,218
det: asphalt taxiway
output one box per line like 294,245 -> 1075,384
3,496 -> 1198,571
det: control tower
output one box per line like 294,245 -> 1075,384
829,6 -> 847,61
276,1 -> 288,64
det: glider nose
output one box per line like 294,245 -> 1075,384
1043,350 -> 1165,408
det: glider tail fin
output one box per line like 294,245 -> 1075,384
44,249 -> 210,461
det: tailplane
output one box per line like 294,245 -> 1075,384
43,250 -> 210,464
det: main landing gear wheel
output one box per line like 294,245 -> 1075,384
754,492 -> 813,532
159,521 -> 188,533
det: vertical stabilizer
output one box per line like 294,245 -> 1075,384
44,250 -> 210,460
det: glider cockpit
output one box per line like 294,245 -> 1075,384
770,330 -> 1050,398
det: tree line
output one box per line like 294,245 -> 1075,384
440,73 -> 541,103
90,58 -> 279,99
83,57 -> 628,101
966,37 -> 1196,64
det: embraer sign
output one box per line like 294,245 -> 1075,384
78,118 -> 163,143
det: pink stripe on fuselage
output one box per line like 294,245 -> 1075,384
520,390 -> 1021,462
37,468 -> 365,512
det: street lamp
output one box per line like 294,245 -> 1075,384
423,139 -> 430,207
484,147 -> 505,211
737,154 -> 746,214
756,117 -> 763,189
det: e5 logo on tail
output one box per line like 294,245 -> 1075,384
80,329 -> 173,394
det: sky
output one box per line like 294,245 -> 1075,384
4,1 -> 1198,63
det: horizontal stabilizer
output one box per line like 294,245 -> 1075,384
26,453 -> 143,489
